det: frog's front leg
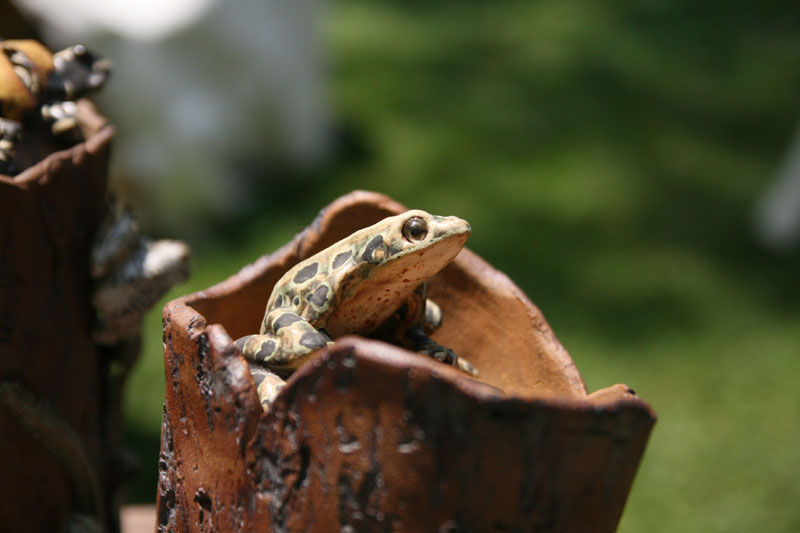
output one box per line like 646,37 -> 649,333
248,366 -> 286,412
236,310 -> 332,407
401,285 -> 478,376
405,326 -> 478,376
238,311 -> 332,371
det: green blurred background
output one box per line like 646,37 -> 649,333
14,0 -> 800,530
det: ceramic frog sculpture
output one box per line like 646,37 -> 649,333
237,209 -> 476,410
1,39 -> 110,174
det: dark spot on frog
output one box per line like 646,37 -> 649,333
361,235 -> 385,265
251,369 -> 266,385
332,250 -> 352,270
300,331 -> 328,350
274,294 -> 283,307
256,340 -> 276,361
308,284 -> 329,307
274,313 -> 303,330
293,296 -> 300,306
294,262 -> 318,283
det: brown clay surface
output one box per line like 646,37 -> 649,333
0,104 -> 117,531
159,191 -> 656,532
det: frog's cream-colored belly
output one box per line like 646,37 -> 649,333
324,246 -> 456,337
324,278 -> 415,337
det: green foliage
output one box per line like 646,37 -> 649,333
124,1 -> 800,530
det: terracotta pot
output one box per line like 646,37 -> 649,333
158,191 -> 656,532
0,102 -> 117,532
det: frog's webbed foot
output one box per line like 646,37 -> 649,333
407,326 -> 478,376
418,338 -> 457,366
248,366 -> 286,413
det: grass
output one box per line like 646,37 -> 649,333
123,1 -> 800,530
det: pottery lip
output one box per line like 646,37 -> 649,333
258,335 -> 656,425
298,335 -> 504,398
1,100 -> 112,185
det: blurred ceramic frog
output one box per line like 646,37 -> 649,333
0,39 -> 110,174
237,209 -> 477,410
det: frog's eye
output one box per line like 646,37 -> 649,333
402,216 -> 428,243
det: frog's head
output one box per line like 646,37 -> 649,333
358,209 -> 471,284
